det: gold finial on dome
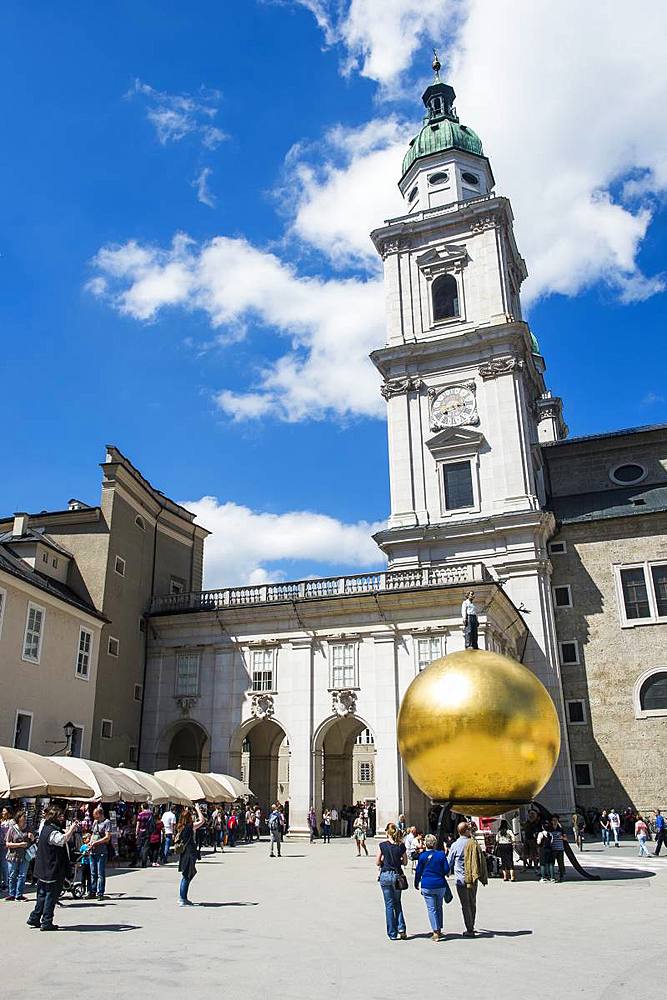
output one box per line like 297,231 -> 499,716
432,48 -> 441,80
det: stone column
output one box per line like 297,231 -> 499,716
373,634 -> 401,831
284,637 -> 314,835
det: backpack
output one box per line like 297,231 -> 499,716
269,814 -> 282,834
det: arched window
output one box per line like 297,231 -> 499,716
135,515 -> 145,531
432,273 -> 459,321
639,671 -> 667,711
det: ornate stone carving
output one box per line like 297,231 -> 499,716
470,214 -> 496,233
380,376 -> 423,400
379,237 -> 409,259
332,689 -> 357,717
250,693 -> 275,720
175,696 -> 197,718
478,357 -> 522,380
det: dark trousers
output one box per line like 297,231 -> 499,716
655,830 -> 665,855
28,880 -> 61,928
464,615 -> 479,649
456,882 -> 478,933
554,850 -> 565,880
81,864 -> 91,894
136,833 -> 150,867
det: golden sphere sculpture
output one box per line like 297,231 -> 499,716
397,649 -> 561,816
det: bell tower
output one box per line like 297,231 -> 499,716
370,57 -> 573,812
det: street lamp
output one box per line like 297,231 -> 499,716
64,721 -> 75,756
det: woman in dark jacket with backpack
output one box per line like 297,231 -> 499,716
414,833 -> 450,941
175,804 -> 205,906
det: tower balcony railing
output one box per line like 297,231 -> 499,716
383,192 -> 493,228
149,562 -> 489,615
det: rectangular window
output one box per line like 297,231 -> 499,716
108,636 -> 120,657
442,461 -> 474,511
251,648 -> 274,691
559,640 -> 579,665
416,636 -> 442,672
42,552 -> 48,563
70,725 -> 84,758
100,719 -> 113,739
358,761 -> 374,783
114,555 -> 126,577
573,762 -> 593,788
170,577 -> 185,595
52,557 -> 58,568
129,745 -> 138,763
548,540 -> 567,555
651,564 -> 667,617
14,711 -> 32,751
76,628 -> 93,678
175,652 -> 200,696
22,602 -> 45,663
133,683 -> 143,702
0,587 -> 6,640
619,567 -> 650,619
331,643 -> 356,688
553,585 -> 573,608
566,700 -> 586,724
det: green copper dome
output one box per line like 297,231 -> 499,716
402,119 -> 484,178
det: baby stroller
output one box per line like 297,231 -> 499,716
59,841 -> 84,899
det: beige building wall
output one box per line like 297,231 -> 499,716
0,571 -> 102,758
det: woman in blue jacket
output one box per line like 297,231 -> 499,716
414,833 -> 450,941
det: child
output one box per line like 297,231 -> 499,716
537,822 -> 555,882
79,832 -> 92,896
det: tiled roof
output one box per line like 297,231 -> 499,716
0,527 -> 74,557
542,423 -> 667,448
549,483 -> 667,525
0,545 -> 106,621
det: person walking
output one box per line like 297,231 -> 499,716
550,816 -> 566,882
353,813 -> 369,857
307,806 -> 318,843
376,823 -> 408,940
653,810 -> 665,856
330,806 -> 338,837
0,807 -> 13,891
149,814 -> 163,866
175,804 -> 205,907
227,809 -> 238,847
414,833 -> 450,941
494,820 -> 516,883
254,807 -> 262,841
448,821 -> 486,937
134,802 -> 153,867
322,809 -> 332,844
78,833 -> 92,896
635,815 -> 650,857
609,808 -> 621,847
462,590 -> 479,649
26,806 -> 78,931
89,806 -> 112,899
161,806 -> 176,863
268,803 -> 285,858
600,810 -> 611,847
4,810 -> 35,901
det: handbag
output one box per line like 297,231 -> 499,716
394,872 -> 409,891
25,844 -> 37,863
443,880 -> 453,904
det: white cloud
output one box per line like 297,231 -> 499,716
89,234 -> 385,421
128,79 -> 227,149
297,0 -> 667,304
641,391 -> 665,407
193,167 -> 216,207
181,496 -> 385,587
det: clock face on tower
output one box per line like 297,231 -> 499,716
431,385 -> 477,428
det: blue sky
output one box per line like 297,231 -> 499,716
2,1 -> 666,586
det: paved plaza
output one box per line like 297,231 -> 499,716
2,838 -> 665,999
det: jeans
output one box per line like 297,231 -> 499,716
540,860 -> 555,880
136,833 -> 150,867
179,875 -> 193,902
638,836 -> 650,857
322,825 -> 331,844
553,850 -> 565,881
379,871 -> 406,939
601,828 -> 610,846
464,614 -> 479,649
611,827 -> 620,845
228,828 -> 236,847
89,849 -> 107,895
0,846 -> 7,887
8,858 -> 28,898
162,834 -> 173,861
421,885 -> 446,932
456,882 -> 477,933
270,832 -> 282,856
28,880 -> 61,928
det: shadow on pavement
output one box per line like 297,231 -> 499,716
195,901 -> 259,907
63,923 -> 140,932
570,868 -> 655,881
475,929 -> 533,937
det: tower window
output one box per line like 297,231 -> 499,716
442,461 -> 474,511
408,185 -> 418,203
432,273 -> 460,321
462,171 -> 479,186
429,171 -> 448,186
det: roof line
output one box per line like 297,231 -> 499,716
543,423 -> 667,447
